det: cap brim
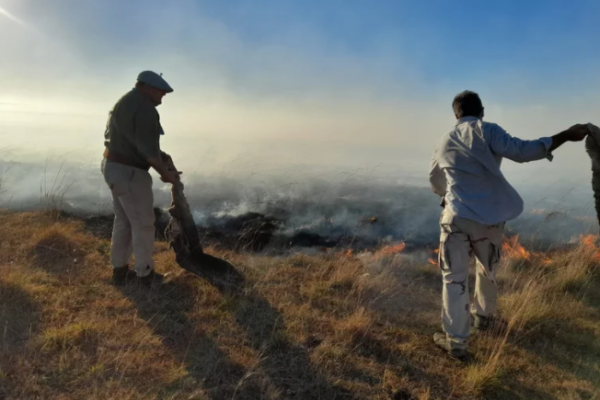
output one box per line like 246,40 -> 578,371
159,76 -> 173,92
150,84 -> 173,93
146,77 -> 173,93
156,80 -> 173,93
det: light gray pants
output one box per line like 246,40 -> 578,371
438,209 -> 504,349
101,159 -> 155,277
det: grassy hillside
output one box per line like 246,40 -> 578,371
0,210 -> 599,400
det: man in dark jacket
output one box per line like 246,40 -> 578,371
102,71 -> 180,286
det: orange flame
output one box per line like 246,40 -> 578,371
428,248 -> 440,266
502,235 -> 530,260
380,242 -> 406,255
542,257 -> 552,265
579,234 -> 600,261
580,234 -> 597,248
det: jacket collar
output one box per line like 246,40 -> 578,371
455,116 -> 481,126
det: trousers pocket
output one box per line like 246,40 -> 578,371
488,242 -> 501,273
104,162 -> 135,186
439,231 -> 451,271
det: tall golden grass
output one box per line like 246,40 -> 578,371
0,211 -> 599,399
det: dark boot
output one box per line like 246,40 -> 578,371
433,332 -> 468,361
473,314 -> 491,332
111,265 -> 136,285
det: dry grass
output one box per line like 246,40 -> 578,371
0,210 -> 599,400
460,236 -> 600,398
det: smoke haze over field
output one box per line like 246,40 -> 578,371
0,159 -> 596,250
1,1 -> 599,247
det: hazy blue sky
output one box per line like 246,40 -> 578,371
1,0 -> 599,186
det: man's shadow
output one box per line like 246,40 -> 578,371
118,276 -> 266,399
228,288 -> 357,399
186,253 -> 356,398
120,253 -> 356,399
0,280 -> 41,399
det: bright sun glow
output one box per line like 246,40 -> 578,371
0,5 -> 30,29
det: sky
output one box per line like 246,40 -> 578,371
1,0 -> 600,190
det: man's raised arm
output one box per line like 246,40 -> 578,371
486,123 -> 589,163
548,125 -> 590,153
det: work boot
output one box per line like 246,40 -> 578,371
473,314 -> 491,332
138,269 -> 167,287
433,332 -> 468,361
111,265 -> 137,285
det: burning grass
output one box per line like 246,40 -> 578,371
502,235 -> 531,260
0,211 -> 599,400
378,242 -> 406,255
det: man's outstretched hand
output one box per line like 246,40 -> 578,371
565,124 -> 590,142
549,124 -> 590,153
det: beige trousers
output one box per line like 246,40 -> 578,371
101,159 -> 155,277
438,209 -> 504,349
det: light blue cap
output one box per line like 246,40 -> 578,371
137,71 -> 173,93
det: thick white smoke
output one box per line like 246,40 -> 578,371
0,158 -> 595,250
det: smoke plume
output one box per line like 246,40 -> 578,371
0,159 -> 596,253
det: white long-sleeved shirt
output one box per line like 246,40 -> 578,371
429,117 -> 553,226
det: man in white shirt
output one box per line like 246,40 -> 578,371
429,90 -> 589,360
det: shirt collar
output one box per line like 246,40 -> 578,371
456,116 -> 481,126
